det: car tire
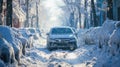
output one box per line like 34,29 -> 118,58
69,44 -> 76,51
48,48 -> 52,51
47,44 -> 53,51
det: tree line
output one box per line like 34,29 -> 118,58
63,0 -> 110,29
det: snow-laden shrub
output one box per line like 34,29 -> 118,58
84,27 -> 109,47
94,20 -> 116,48
108,22 -> 120,56
102,20 -> 116,34
84,27 -> 101,45
0,38 -> 17,65
0,26 -> 22,64
77,27 -> 99,45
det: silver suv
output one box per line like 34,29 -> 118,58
47,26 -> 77,51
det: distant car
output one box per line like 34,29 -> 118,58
27,28 -> 40,39
19,28 -> 33,48
47,26 -> 77,51
12,28 -> 28,55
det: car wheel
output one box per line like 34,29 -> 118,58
47,43 -> 52,51
48,48 -> 52,51
69,44 -> 76,51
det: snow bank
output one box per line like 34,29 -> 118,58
108,21 -> 120,56
0,37 -> 17,66
0,26 -> 22,64
78,20 -> 116,47
102,20 -> 116,34
77,20 -> 120,67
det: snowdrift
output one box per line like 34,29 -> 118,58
78,20 -> 120,67
108,21 -> 120,56
78,20 -> 116,47
0,26 -> 22,65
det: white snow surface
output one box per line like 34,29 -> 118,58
0,26 -> 21,54
1,21 -> 119,67
18,20 -> 120,67
20,37 -> 97,67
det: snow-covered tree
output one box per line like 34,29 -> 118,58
63,0 -> 81,29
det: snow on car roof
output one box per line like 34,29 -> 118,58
50,26 -> 74,30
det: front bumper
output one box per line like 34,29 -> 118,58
47,40 -> 77,49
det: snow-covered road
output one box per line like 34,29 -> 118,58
19,37 -> 97,67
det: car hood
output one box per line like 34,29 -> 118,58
49,34 -> 76,39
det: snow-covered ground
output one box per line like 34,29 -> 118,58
17,20 -> 120,67
19,36 -> 96,67
1,0 -> 120,67
0,20 -> 120,67
18,37 -> 114,67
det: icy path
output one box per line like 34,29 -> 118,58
19,37 -> 97,67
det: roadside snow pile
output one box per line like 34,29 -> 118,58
0,38 -> 17,67
78,20 -> 120,67
78,20 -> 116,47
108,21 -> 120,56
102,20 -> 116,34
0,25 -> 40,66
0,26 -> 23,66
0,26 -> 21,63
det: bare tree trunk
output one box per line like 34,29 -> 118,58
0,0 -> 3,25
84,0 -> 87,28
25,0 -> 29,27
76,1 -> 81,29
107,0 -> 113,20
0,0 -> 3,13
91,0 -> 98,27
6,0 -> 12,27
36,2 -> 39,28
69,12 -> 74,28
78,11 -> 81,28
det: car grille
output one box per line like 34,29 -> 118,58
55,38 -> 70,43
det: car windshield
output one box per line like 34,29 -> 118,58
51,28 -> 73,34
